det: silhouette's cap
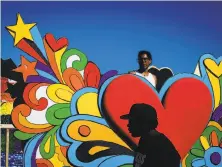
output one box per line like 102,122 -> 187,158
120,103 -> 157,121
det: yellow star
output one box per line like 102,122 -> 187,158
6,13 -> 36,46
13,56 -> 38,82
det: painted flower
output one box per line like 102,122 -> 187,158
62,61 -> 118,92
191,131 -> 222,167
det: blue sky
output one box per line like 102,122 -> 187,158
2,1 -> 222,74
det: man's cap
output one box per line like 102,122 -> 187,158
120,103 -> 157,121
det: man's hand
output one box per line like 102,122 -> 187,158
128,71 -> 136,74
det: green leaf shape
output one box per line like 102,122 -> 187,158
14,130 -> 36,140
46,103 -> 71,126
39,126 -> 59,159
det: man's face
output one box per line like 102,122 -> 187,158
138,54 -> 151,70
127,118 -> 142,137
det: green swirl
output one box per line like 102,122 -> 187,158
39,126 -> 59,159
14,130 -> 36,140
61,48 -> 88,72
46,104 -> 71,126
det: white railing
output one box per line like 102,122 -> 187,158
0,124 -> 15,167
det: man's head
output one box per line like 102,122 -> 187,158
120,103 -> 158,137
137,50 -> 152,71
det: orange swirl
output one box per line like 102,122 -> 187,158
36,159 -> 54,167
23,83 -> 49,111
11,104 -> 53,133
63,68 -> 85,91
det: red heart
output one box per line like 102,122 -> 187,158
101,74 -> 212,159
45,33 -> 68,52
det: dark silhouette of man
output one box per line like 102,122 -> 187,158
120,103 -> 181,167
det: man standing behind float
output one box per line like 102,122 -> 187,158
129,50 -> 157,87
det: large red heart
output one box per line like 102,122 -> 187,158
45,33 -> 68,52
101,74 -> 212,159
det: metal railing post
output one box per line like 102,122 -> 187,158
0,124 -> 15,167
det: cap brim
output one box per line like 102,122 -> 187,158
120,114 -> 130,120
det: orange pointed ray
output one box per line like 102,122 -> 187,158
211,131 -> 219,146
43,37 -> 64,83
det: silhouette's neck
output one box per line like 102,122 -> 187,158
141,129 -> 157,137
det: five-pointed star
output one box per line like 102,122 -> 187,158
6,13 -> 36,46
13,56 -> 38,81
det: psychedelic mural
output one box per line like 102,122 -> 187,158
1,11 -> 222,167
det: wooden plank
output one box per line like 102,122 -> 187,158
6,128 -> 10,167
0,124 -> 15,129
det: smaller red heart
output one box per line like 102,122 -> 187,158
45,33 -> 68,52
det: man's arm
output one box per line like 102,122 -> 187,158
128,71 -> 136,74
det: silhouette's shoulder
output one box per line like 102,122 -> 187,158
148,131 -> 173,145
141,130 -> 164,143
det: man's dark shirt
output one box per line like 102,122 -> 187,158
133,130 -> 181,167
